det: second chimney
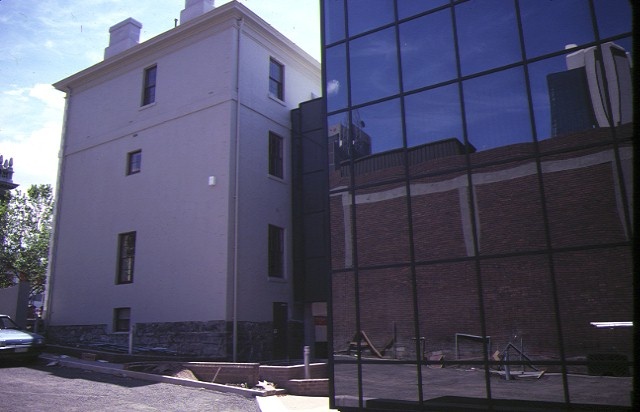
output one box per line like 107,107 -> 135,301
180,0 -> 215,25
104,18 -> 142,59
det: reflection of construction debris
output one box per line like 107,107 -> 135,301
347,330 -> 394,358
493,340 -> 545,380
490,369 -> 546,380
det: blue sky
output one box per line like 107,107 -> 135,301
0,0 -> 320,190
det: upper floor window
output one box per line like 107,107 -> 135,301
269,58 -> 284,100
142,65 -> 157,106
127,150 -> 142,175
268,224 -> 284,278
268,132 -> 284,178
117,231 -> 136,284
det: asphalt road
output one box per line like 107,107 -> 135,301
0,360 -> 260,412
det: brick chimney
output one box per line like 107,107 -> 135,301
104,18 -> 143,59
180,0 -> 215,24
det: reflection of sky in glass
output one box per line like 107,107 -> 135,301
324,0 -> 345,44
405,84 -> 462,148
528,56 -> 567,140
456,0 -> 520,76
400,9 -> 456,91
326,44 -> 348,112
520,0 -> 594,58
397,0 -> 449,19
594,0 -> 632,39
463,67 -> 532,151
349,28 -> 399,105
347,0 -> 394,36
355,99 -> 402,154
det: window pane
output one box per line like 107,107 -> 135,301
463,67 -> 532,153
455,0 -> 521,75
324,0 -> 345,44
326,44 -> 348,112
349,27 -> 399,105
594,0 -> 632,39
405,84 -> 463,149
347,0 -> 394,36
520,0 -> 594,58
355,98 -> 402,155
400,9 -> 456,91
397,0 -> 449,20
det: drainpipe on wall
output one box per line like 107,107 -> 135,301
43,85 -> 72,328
232,16 -> 244,363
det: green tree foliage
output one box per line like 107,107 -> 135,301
0,184 -> 54,295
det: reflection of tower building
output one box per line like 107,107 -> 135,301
548,42 -> 632,136
328,122 -> 372,170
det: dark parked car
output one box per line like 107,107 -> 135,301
0,314 -> 46,361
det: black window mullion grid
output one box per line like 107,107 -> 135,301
392,0 -> 425,404
449,0 -> 494,403
340,1 -> 366,408
514,0 -> 573,403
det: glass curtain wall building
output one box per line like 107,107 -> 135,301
321,0 -> 634,410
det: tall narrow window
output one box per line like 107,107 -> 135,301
142,65 -> 157,106
268,225 -> 284,278
113,307 -> 131,332
127,150 -> 142,175
269,132 -> 284,178
269,58 -> 284,100
117,232 -> 136,284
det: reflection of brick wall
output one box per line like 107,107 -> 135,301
330,127 -> 633,360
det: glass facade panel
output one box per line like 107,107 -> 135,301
354,99 -> 402,154
346,0 -> 394,36
416,262 -> 486,401
520,0 -> 594,59
349,27 -> 399,105
463,67 -> 532,153
404,84 -> 462,149
324,0 -> 345,44
397,0 -> 449,20
472,161 -> 546,256
455,0 -> 521,76
400,9 -> 456,91
411,173 -> 471,262
594,0 -> 632,39
542,150 -> 631,250
321,1 -> 634,409
355,186 -> 411,267
326,44 -> 348,112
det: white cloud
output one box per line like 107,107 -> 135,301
0,84 -> 64,188
327,79 -> 340,95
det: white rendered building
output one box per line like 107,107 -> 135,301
46,0 -> 320,360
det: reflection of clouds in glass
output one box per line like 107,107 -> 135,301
327,79 -> 340,96
349,28 -> 399,105
463,68 -> 532,150
456,0 -> 520,75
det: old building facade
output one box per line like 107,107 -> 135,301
46,0 -> 320,361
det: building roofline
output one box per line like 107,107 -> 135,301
53,1 -> 319,92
